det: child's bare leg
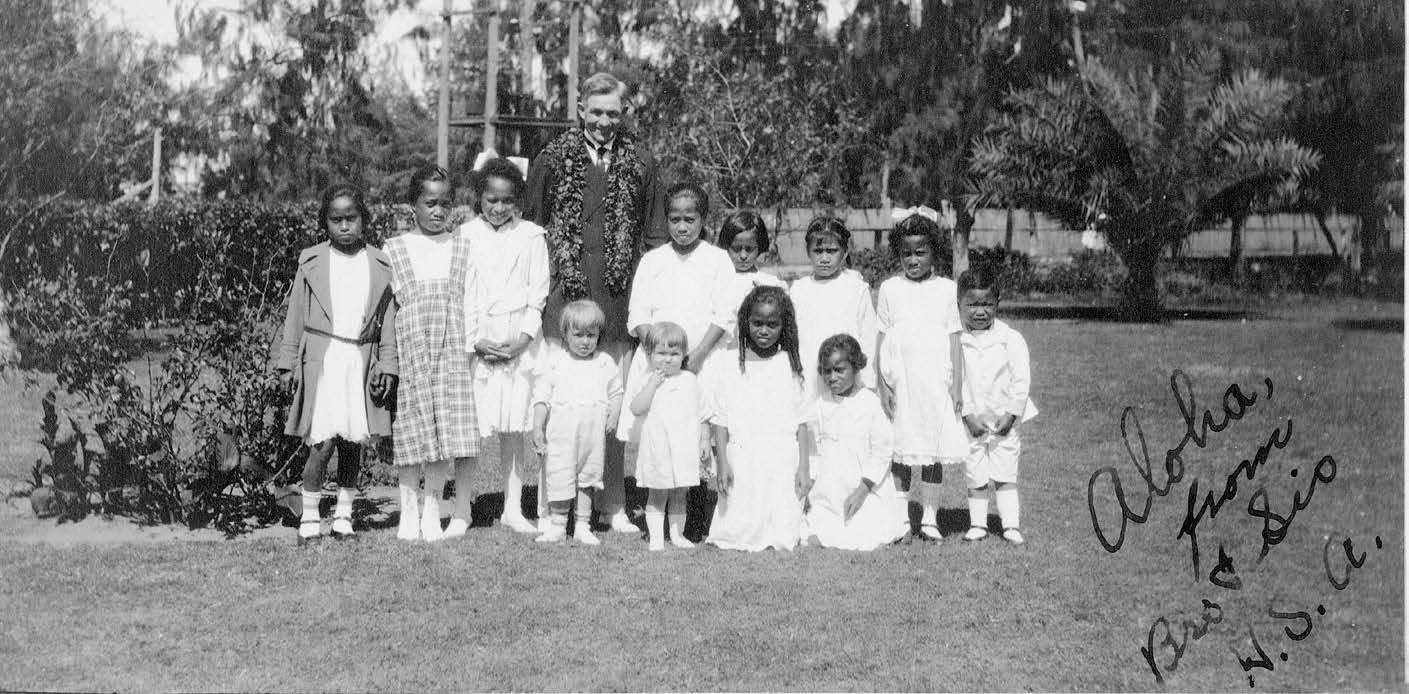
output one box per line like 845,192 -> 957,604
572,488 -> 600,545
445,456 -> 476,538
420,460 -> 449,542
396,465 -> 421,541
297,440 -> 336,541
645,488 -> 668,551
667,487 -> 693,548
499,433 -> 536,532
331,439 -> 361,536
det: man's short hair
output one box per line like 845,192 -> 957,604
581,72 -> 626,101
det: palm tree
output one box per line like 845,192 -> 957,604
967,50 -> 1320,320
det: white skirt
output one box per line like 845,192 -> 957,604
306,341 -> 371,445
707,434 -> 802,551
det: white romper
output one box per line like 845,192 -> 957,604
532,347 -> 623,502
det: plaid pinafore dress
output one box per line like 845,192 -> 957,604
385,233 -> 479,466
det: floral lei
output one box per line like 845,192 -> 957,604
541,129 -> 645,298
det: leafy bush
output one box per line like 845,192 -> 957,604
0,198 -> 425,531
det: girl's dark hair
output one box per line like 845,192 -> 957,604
804,216 -> 852,252
718,210 -> 771,254
736,285 -> 802,378
957,266 -> 1002,299
817,333 -> 868,373
407,164 -> 453,204
888,213 -> 946,260
666,181 -> 710,218
471,157 -> 525,206
318,183 -> 370,232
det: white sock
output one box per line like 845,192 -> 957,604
335,488 -> 353,519
920,504 -> 938,527
645,511 -> 666,549
995,487 -> 1020,529
668,513 -> 692,546
397,467 -> 420,540
300,490 -> 320,522
968,495 -> 989,528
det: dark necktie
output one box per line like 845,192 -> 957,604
595,145 -> 610,173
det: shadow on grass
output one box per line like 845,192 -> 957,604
1003,303 -> 1252,321
1332,316 -> 1404,332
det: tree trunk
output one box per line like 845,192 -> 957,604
951,204 -> 973,278
1115,241 -> 1164,322
1358,207 -> 1389,292
0,294 -> 17,366
1228,214 -> 1247,284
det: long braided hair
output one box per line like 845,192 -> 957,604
736,285 -> 802,378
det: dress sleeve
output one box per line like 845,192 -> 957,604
626,252 -> 654,336
709,252 -> 734,331
707,360 -> 729,428
857,280 -> 879,388
943,281 -> 963,334
1003,329 -> 1033,418
530,356 -> 555,406
863,394 -> 895,483
875,280 -> 893,333
606,358 -> 625,403
694,373 -> 712,422
519,229 -> 550,337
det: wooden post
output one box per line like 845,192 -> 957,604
566,0 -> 580,118
519,0 -> 535,109
1003,204 -> 1015,253
483,0 -> 501,153
437,0 -> 452,169
146,127 -> 162,206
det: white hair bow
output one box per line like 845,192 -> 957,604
891,205 -> 940,223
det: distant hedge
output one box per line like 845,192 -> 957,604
0,199 -> 410,326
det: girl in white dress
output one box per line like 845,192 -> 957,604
801,334 -> 904,550
875,211 -> 967,541
716,211 -> 785,350
629,321 -> 710,551
706,286 -> 811,552
462,157 -> 551,535
617,183 -> 732,442
530,300 -> 624,545
273,184 -> 397,545
788,217 -> 878,397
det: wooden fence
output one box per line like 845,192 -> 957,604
757,207 -> 1404,266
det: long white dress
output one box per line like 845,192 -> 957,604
789,269 -> 878,397
462,216 -> 550,437
706,349 -> 808,551
633,371 -> 707,490
616,242 -> 733,441
877,274 -> 969,465
532,347 -> 623,502
802,388 -> 905,550
306,246 -> 372,445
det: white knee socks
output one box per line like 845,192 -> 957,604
645,511 -> 666,551
995,486 -> 1020,530
396,467 -> 420,541
968,494 -> 989,530
421,461 -> 449,542
299,490 -> 321,538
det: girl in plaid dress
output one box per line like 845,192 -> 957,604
384,166 -> 480,542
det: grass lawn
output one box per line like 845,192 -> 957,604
0,299 -> 1402,692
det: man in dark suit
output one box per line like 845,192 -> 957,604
524,71 -> 667,533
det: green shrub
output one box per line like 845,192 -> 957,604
0,198 -> 419,532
